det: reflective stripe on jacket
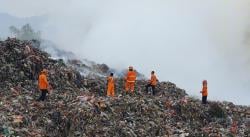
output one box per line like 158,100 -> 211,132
126,71 -> 136,83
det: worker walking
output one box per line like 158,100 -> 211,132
107,73 -> 115,97
146,71 -> 158,95
37,69 -> 50,101
200,80 -> 208,104
125,66 -> 137,93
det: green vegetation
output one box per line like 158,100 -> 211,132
9,24 -> 41,41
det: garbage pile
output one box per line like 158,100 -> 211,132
67,59 -> 146,80
0,38 -> 249,137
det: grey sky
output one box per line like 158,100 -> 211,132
1,0 -> 250,105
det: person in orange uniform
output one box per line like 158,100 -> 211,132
146,71 -> 158,95
37,69 -> 50,101
200,80 -> 208,104
107,73 -> 115,97
125,66 -> 137,93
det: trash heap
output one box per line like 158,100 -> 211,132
0,38 -> 249,137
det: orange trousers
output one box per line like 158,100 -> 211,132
107,85 -> 115,97
125,82 -> 135,92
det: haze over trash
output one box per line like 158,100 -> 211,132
0,0 -> 250,105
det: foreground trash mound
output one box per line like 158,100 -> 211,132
0,39 -> 249,137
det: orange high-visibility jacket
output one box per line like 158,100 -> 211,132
126,71 -> 136,83
39,73 -> 48,90
150,74 -> 158,86
202,85 -> 208,96
107,76 -> 115,87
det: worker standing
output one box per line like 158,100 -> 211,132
146,71 -> 158,95
200,80 -> 208,104
37,69 -> 50,101
107,73 -> 115,97
125,66 -> 137,93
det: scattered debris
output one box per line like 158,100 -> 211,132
0,38 -> 249,137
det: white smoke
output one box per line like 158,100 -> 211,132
1,0 -> 250,105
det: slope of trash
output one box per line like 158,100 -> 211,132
0,38 -> 249,137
